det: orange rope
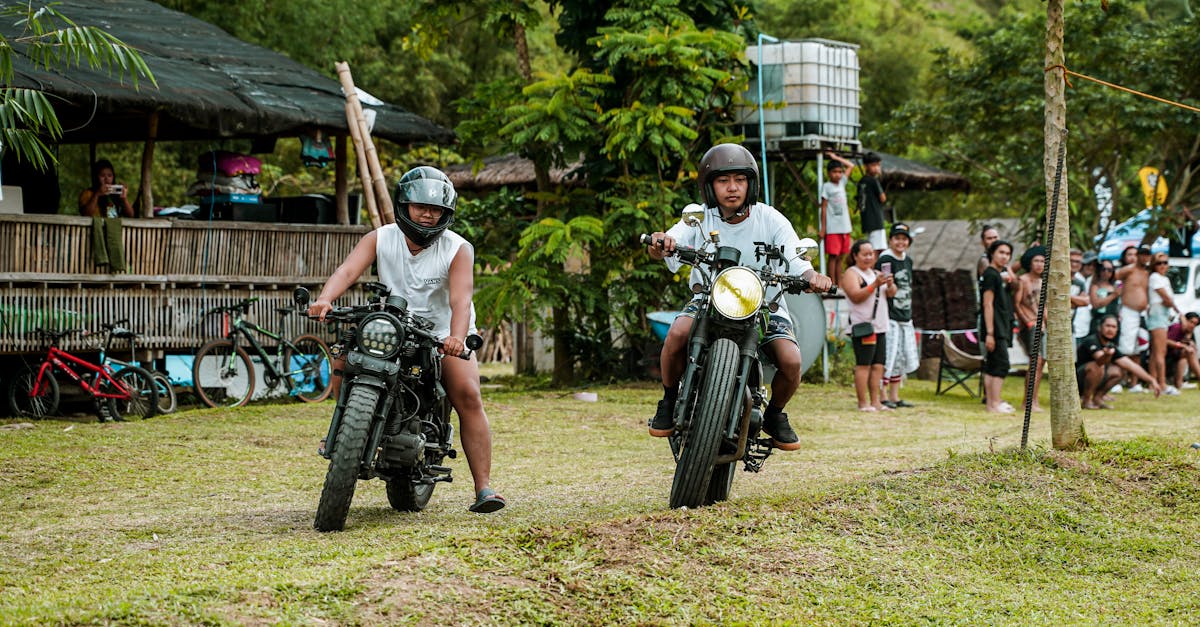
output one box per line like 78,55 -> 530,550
1045,64 -> 1200,114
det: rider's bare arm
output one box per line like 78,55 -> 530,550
310,231 -> 379,320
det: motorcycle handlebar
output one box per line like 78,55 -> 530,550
307,309 -> 482,360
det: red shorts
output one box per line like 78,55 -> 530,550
824,233 -> 852,256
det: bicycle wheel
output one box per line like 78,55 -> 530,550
104,366 -> 159,421
193,340 -> 256,408
7,365 -> 60,418
283,334 -> 333,403
152,372 -> 177,414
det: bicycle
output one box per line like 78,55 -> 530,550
97,319 -> 178,415
192,296 -> 333,408
7,328 -> 159,421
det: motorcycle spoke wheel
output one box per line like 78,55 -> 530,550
283,334 -> 332,403
193,340 -> 256,408
7,366 -> 59,419
669,338 -> 740,510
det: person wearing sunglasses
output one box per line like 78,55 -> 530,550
1089,259 -> 1121,336
1148,252 -> 1183,394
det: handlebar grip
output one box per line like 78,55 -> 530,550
639,234 -> 654,246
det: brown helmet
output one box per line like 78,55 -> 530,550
698,143 -> 759,212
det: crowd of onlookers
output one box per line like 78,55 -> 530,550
820,151 -> 1197,413
974,226 -> 1199,413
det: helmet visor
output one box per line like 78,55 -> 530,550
398,178 -> 456,211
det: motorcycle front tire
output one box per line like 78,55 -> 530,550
670,338 -> 740,509
706,462 -> 736,505
314,384 -> 377,532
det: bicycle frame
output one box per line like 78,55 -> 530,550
225,316 -> 310,391
35,347 -> 132,401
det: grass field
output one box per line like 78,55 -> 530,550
2,375 -> 1200,625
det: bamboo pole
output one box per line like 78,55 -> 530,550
341,98 -> 381,229
334,135 -> 349,225
335,62 -> 393,225
138,111 -> 158,218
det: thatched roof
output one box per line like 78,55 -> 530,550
904,218 -> 1023,271
445,151 -> 969,193
878,152 -> 971,193
3,0 -> 453,145
445,155 -> 580,191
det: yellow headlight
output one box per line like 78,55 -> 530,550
710,267 -> 764,320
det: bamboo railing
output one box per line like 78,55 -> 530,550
0,215 -> 368,354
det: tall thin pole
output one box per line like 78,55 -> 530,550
757,33 -> 779,205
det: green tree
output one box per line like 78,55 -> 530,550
457,0 -> 751,383
0,3 -> 153,170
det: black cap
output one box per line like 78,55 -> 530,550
862,152 -> 881,165
889,223 -> 913,241
1137,245 -> 1152,255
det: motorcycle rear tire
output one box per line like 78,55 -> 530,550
670,338 -> 740,509
314,385 -> 377,532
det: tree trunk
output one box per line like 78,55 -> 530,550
1044,0 -> 1086,450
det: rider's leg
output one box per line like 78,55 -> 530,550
442,355 -> 498,501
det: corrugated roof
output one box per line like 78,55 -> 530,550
2,0 -> 454,145
904,218 -> 1023,271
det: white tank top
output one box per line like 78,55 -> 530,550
375,224 -> 477,339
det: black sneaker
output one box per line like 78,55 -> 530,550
648,400 -> 674,437
881,400 -> 898,409
763,410 -> 801,451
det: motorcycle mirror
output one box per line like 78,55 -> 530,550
795,238 -> 819,262
293,287 -> 310,307
681,204 -> 705,228
465,334 -> 484,351
365,281 -> 392,300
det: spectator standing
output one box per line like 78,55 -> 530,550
1070,249 -> 1095,343
877,223 -> 918,408
1014,246 -> 1047,412
821,152 -> 856,286
1166,312 -> 1200,392
856,152 -> 887,250
842,240 -> 894,412
1077,314 -> 1161,409
1089,259 -> 1121,335
1148,252 -> 1182,394
979,240 -> 1016,413
1115,245 -> 1151,367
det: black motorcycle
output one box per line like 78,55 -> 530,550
642,209 -> 832,509
295,284 -> 481,532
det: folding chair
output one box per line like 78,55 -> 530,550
936,330 -> 984,398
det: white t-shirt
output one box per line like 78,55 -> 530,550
1071,271 -> 1092,338
1149,272 -> 1171,308
375,224 -> 478,339
820,178 -> 852,234
664,202 -> 814,319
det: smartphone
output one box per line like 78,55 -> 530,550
108,184 -> 124,194
881,261 -> 892,275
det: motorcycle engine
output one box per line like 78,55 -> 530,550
381,432 -> 426,468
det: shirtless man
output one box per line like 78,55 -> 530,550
1014,247 -> 1046,412
1115,245 -> 1151,359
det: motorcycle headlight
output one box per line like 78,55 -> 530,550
710,267 -> 764,320
358,313 -> 404,359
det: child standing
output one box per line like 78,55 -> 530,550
821,151 -> 855,285
856,152 -> 887,250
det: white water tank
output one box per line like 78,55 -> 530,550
739,39 -> 861,147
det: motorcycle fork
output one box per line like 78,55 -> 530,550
320,376 -> 356,459
714,331 -> 758,464
672,313 -> 712,430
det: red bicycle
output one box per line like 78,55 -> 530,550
7,328 -> 159,421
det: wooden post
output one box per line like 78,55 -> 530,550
342,99 -> 380,228
335,62 -> 394,225
139,111 -> 158,218
334,135 -> 349,225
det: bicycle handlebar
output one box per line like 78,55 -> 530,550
204,297 -> 260,317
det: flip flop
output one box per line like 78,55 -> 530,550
469,488 -> 507,513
